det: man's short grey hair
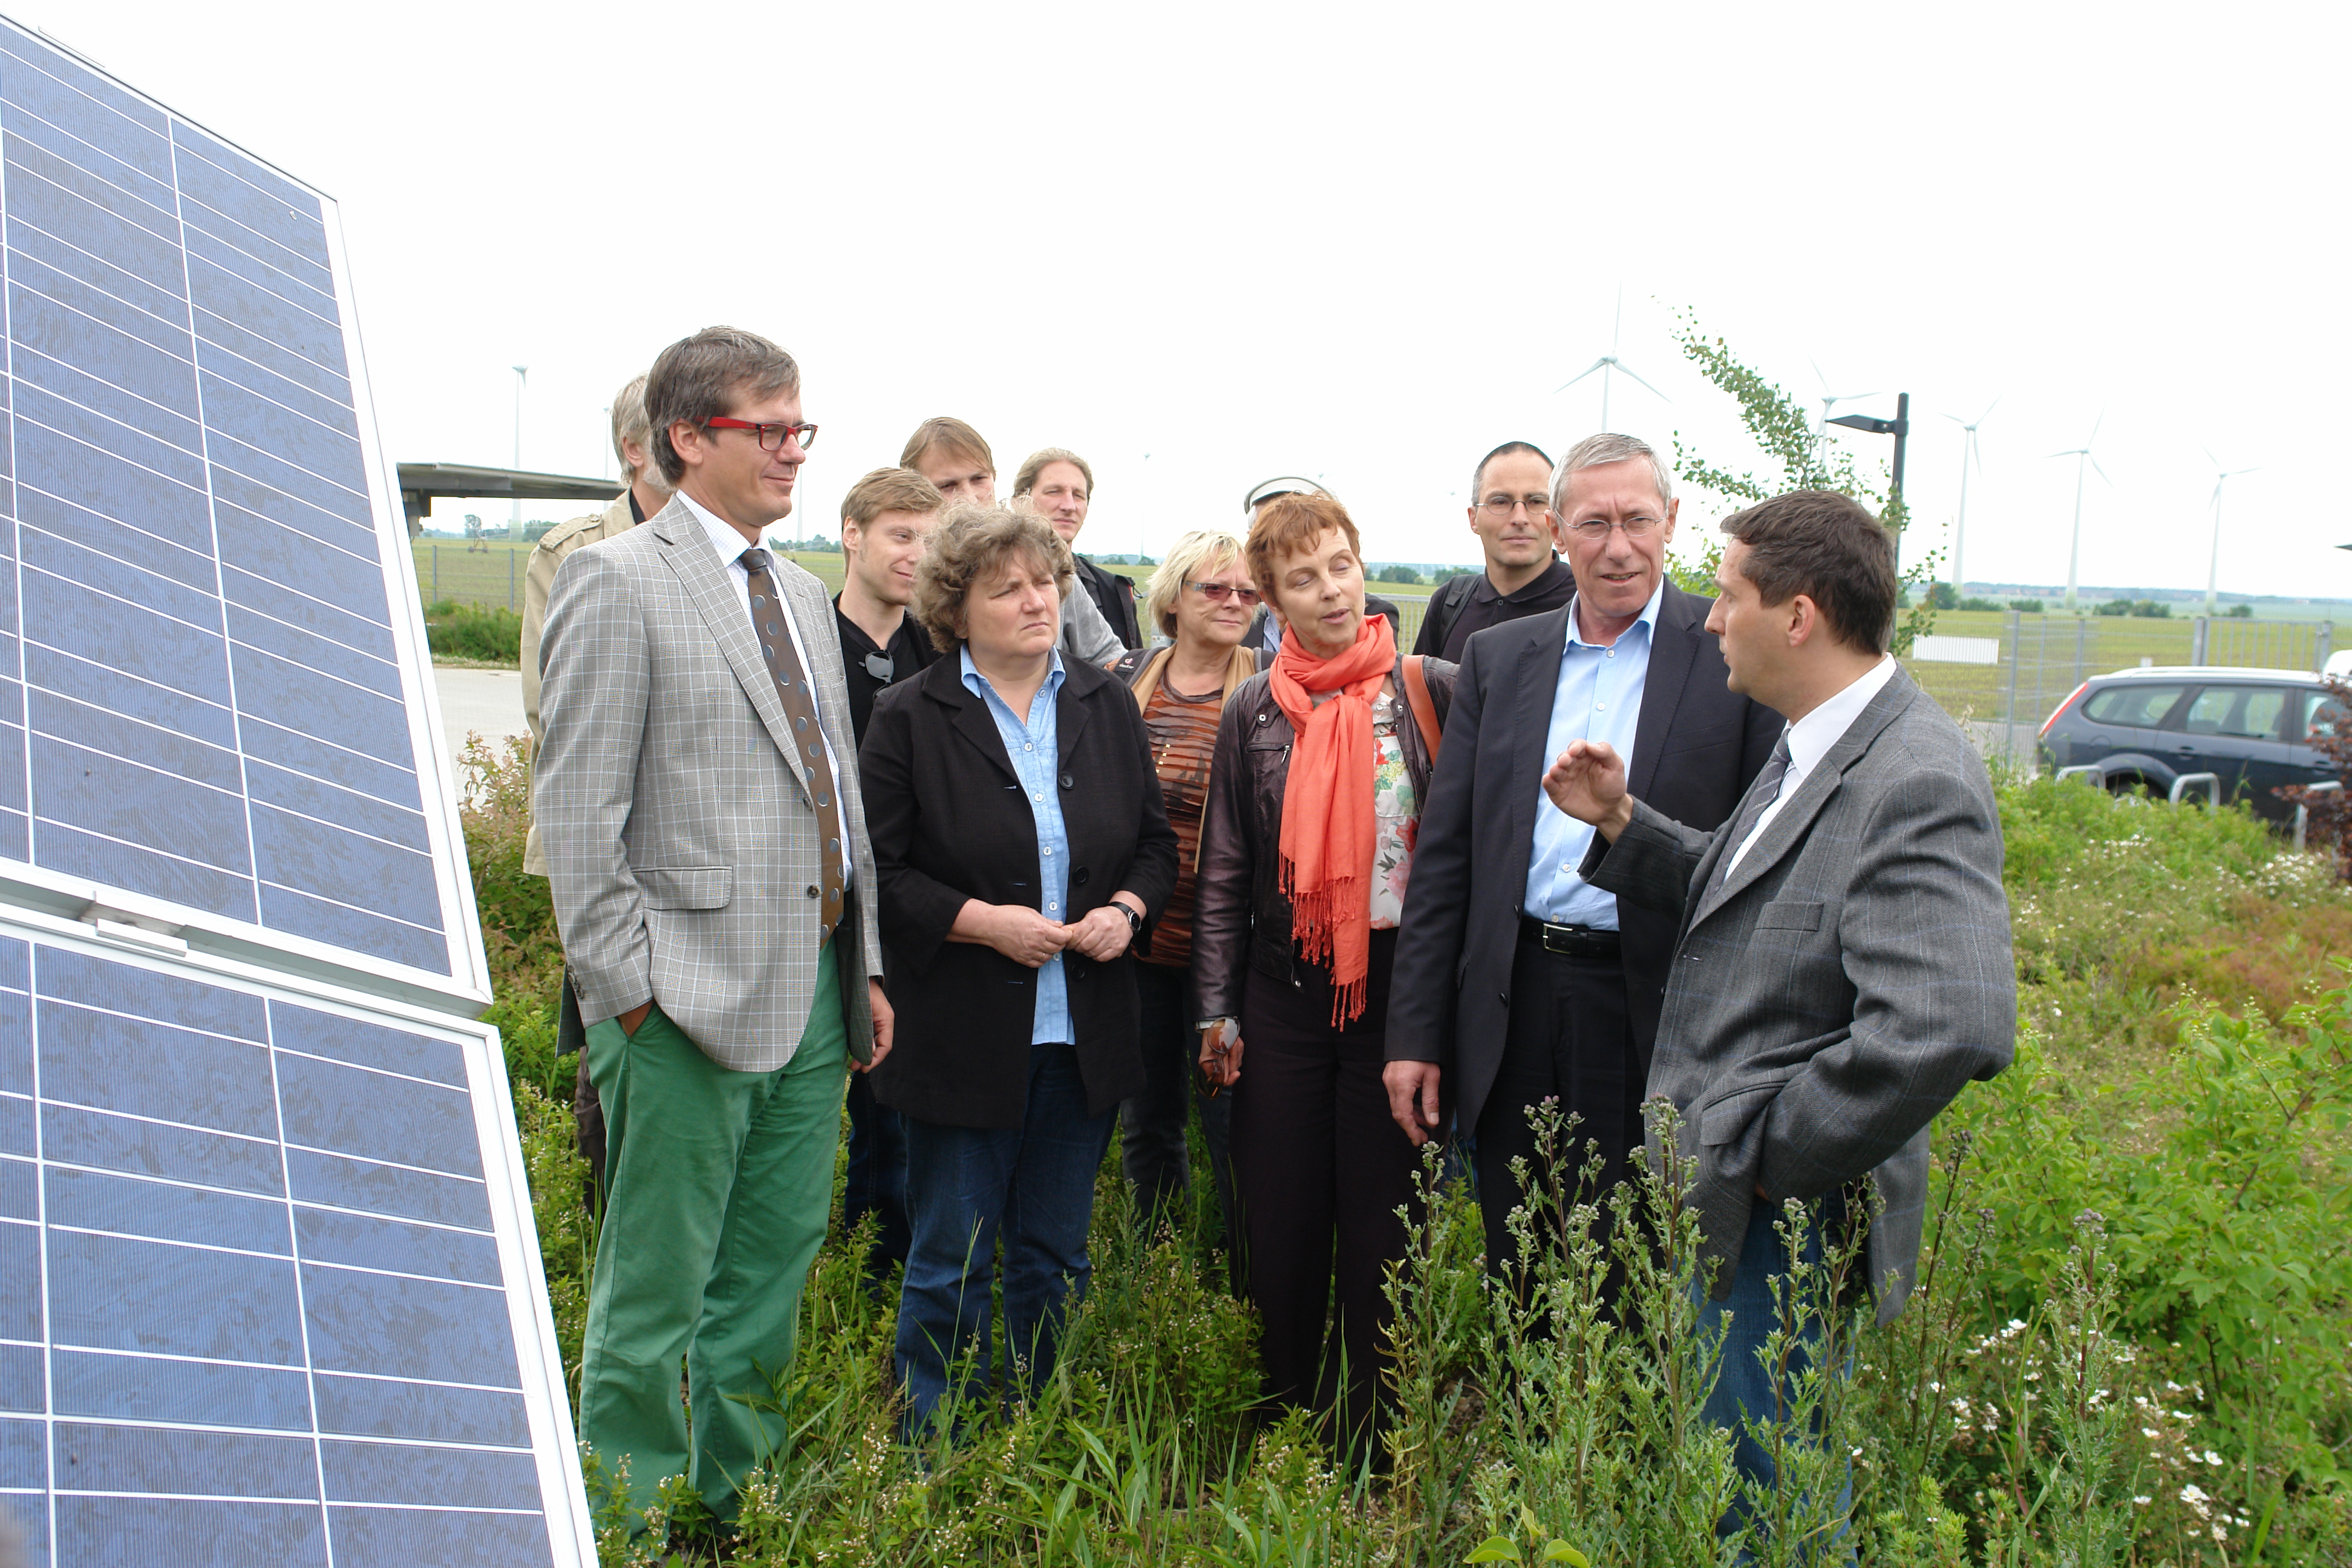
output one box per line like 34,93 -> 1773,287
645,326 -> 801,485
1553,433 -> 1675,515
609,373 -> 670,491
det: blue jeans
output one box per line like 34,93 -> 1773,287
841,1067 -> 910,1281
895,1041 -> 1113,1436
1699,1194 -> 1856,1563
1118,960 -> 1235,1253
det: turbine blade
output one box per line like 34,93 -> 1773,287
1810,356 -> 1832,393
1977,396 -> 2001,424
2089,455 -> 2113,486
1613,362 -> 1672,403
1553,356 -> 1612,393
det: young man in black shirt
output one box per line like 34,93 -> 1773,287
837,468 -> 946,742
832,466 -> 944,1282
1414,440 -> 1578,661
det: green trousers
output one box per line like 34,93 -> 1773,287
577,955 -> 846,1523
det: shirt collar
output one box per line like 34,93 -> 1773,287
1473,555 -> 1573,606
959,644 -> 1067,704
1783,654 -> 1900,777
676,489 -> 773,566
1564,575 -> 1665,652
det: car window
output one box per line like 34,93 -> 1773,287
2287,688 -> 2345,743
2082,684 -> 2185,728
2178,685 -> 2288,739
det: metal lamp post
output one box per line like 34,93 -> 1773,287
1828,391 -> 1912,513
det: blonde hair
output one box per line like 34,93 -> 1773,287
900,416 -> 994,479
1013,446 -> 1095,499
1143,529 -> 1247,639
840,467 -> 944,529
912,505 -> 1075,652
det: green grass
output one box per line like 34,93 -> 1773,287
456,736 -> 2352,1564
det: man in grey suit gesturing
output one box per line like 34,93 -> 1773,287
537,327 -> 891,1532
1544,489 -> 2014,1540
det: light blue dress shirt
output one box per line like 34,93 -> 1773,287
1521,580 -> 1665,929
961,645 -> 1073,1045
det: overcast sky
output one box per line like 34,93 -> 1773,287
33,1 -> 2352,599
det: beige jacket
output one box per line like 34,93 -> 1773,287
521,491 -> 639,874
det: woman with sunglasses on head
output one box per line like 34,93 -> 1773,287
1189,493 -> 1455,1462
1106,529 -> 1267,1258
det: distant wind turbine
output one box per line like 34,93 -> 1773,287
1942,399 -> 1998,596
1811,358 -> 1876,463
1554,286 -> 1667,432
2048,414 -> 2109,612
2203,449 -> 2258,617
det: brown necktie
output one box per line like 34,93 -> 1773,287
739,547 -> 844,947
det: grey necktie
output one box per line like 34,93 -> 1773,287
739,548 -> 845,947
1705,730 -> 1794,900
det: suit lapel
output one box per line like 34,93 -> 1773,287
652,500 -> 808,792
1503,607 -> 1570,866
925,657 -> 1024,787
1056,667 -> 1094,773
1690,671 -> 1919,924
1627,583 -> 1700,801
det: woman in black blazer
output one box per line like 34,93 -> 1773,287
859,505 -> 1177,1439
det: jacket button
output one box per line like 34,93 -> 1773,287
1060,773 -> 1075,789
805,885 -> 820,898
1498,991 -> 1509,1006
1073,867 -> 1090,884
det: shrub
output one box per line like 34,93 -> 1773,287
425,598 -> 523,662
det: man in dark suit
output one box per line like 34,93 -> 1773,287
1015,446 -> 1142,650
1540,488 -> 2014,1542
1384,433 -> 1779,1282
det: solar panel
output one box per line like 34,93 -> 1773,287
0,22 -> 592,1564
0,21 -> 480,995
0,920 -> 583,1565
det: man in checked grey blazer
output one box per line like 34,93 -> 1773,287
1545,489 -> 2014,1543
537,327 -> 890,1531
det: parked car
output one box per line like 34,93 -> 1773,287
2038,665 -> 2342,825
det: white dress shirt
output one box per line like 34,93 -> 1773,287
1722,654 -> 1899,878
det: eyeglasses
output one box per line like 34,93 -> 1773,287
1478,495 -> 1552,519
1562,514 -> 1662,541
704,417 -> 818,452
1188,581 -> 1261,606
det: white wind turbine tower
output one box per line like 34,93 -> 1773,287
2048,414 -> 2109,612
1942,399 -> 1998,597
1811,358 -> 1877,466
1555,286 -> 1668,432
2203,449 -> 2258,617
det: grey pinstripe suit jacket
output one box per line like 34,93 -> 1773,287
1587,667 -> 2014,1323
535,495 -> 884,1072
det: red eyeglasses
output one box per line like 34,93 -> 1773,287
704,417 -> 818,452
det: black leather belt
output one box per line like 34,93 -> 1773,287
1518,915 -> 1622,959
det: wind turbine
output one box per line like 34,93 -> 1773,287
1811,359 -> 1876,464
2048,414 -> 2109,612
1942,399 -> 1998,597
1554,285 -> 1668,432
2203,450 -> 2258,617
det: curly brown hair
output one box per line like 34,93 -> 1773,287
911,504 -> 1076,652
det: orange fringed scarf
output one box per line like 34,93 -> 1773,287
1269,612 -> 1396,1027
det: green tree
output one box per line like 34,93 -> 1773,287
1667,311 -> 1936,655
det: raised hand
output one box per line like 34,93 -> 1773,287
1542,737 -> 1635,841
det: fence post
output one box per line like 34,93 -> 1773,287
431,545 -> 439,599
2073,615 -> 2086,688
2318,621 -> 2334,672
509,550 -> 517,610
2190,616 -> 2209,666
2002,610 -> 2022,760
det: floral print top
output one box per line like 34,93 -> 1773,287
1369,693 -> 1418,928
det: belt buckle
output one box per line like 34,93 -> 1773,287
1542,921 -> 1575,955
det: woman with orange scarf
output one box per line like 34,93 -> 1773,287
1189,492 -> 1455,1458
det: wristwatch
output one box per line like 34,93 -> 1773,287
1114,901 -> 1143,938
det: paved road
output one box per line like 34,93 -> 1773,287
431,666 -> 529,765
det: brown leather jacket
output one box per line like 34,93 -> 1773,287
1190,656 -> 1455,1023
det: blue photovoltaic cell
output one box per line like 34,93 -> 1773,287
0,28 -> 454,977
0,936 -> 557,1564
